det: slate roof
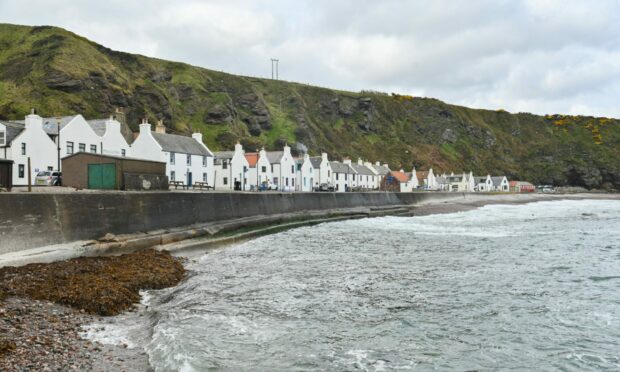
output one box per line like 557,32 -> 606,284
491,176 -> 505,186
0,121 -> 25,146
266,151 -> 284,164
309,156 -> 322,168
351,163 -> 375,176
213,151 -> 234,165
474,176 -> 490,184
435,176 -> 448,184
330,161 -> 355,174
86,119 -> 108,136
152,132 -> 212,156
373,164 -> 391,175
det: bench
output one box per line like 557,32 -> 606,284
192,181 -> 214,190
169,181 -> 187,190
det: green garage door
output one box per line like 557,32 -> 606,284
88,163 -> 116,189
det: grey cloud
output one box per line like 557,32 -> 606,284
0,0 -> 619,116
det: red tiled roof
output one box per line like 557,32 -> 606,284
245,153 -> 259,167
390,171 -> 409,183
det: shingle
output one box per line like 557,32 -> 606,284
266,151 -> 284,164
351,163 -> 375,176
0,121 -> 25,146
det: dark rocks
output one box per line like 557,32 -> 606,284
43,69 -> 83,92
204,104 -> 233,124
441,128 -> 458,143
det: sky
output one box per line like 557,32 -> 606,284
1,0 -> 620,117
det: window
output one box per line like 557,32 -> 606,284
223,160 -> 228,169
297,164 -> 302,171
187,154 -> 191,166
223,177 -> 228,185
47,166 -> 53,171
79,143 -> 85,152
273,177 -> 278,185
0,130 -> 5,146
121,149 -> 126,157
170,171 -> 175,181
66,142 -> 74,155
292,179 -> 295,187
303,177 -> 306,187
203,156 -> 207,167
170,152 -> 175,165
336,173 -> 339,180
203,173 -> 207,182
18,164 -> 24,178
285,178 -> 289,186
291,165 -> 295,173
271,164 -> 274,172
327,170 -> 330,178
345,173 -> 348,180
21,143 -> 26,155
90,144 -> 97,153
261,166 -> 266,173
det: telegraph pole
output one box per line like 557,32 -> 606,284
271,58 -> 279,80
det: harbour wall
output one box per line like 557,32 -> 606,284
0,191 -> 467,254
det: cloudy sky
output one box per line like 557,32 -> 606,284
2,0 -> 620,117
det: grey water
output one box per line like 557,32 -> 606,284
88,199 -> 620,371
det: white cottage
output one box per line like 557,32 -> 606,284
87,116 -> 131,157
409,167 -> 419,189
245,148 -> 272,190
330,160 -> 355,192
351,159 -> 375,190
266,145 -> 296,191
40,115 -> 103,160
131,120 -> 214,186
310,153 -> 333,189
295,154 -> 314,192
214,143 -> 250,190
0,112 -> 57,186
474,175 -> 494,192
491,176 -> 510,192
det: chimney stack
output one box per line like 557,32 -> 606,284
155,120 -> 166,134
192,133 -> 203,143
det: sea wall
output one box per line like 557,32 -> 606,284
0,191 -> 466,254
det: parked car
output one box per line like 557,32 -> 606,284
314,183 -> 335,192
35,171 -> 62,186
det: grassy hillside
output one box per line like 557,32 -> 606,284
0,23 -> 618,189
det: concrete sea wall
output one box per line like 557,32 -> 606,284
0,191 -> 465,254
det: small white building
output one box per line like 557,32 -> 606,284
266,145 -> 296,191
445,172 -> 475,192
214,143 -> 250,190
295,154 -> 315,192
0,112 -> 57,186
41,115 -> 103,160
87,117 -> 131,157
131,120 -> 214,186
371,162 -> 391,188
491,176 -> 510,192
309,153 -> 333,189
409,167 -> 419,189
364,161 -> 381,189
245,148 -> 273,190
350,159 -> 375,190
474,175 -> 494,192
330,160 -> 355,192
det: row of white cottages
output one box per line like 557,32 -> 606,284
0,111 -> 509,192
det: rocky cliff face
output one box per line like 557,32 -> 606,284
0,24 -> 618,189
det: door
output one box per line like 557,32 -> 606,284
88,163 -> 116,189
187,171 -> 192,186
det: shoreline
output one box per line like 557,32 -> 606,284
1,193 -> 619,370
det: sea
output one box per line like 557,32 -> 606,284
85,199 -> 620,371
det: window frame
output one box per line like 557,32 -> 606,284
21,143 -> 26,155
170,171 -> 175,181
66,141 -> 74,155
18,164 -> 24,178
170,152 -> 175,165
90,144 -> 97,154
78,143 -> 86,153
187,154 -> 191,166
0,129 -> 5,146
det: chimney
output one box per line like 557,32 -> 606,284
357,158 -> 363,165
343,158 -> 352,165
383,163 -> 389,168
105,116 -> 120,135
139,118 -> 151,134
304,153 -> 310,161
234,142 -> 243,154
322,152 -> 328,162
375,161 -> 380,166
25,109 -> 43,131
155,120 -> 166,134
192,133 -> 203,143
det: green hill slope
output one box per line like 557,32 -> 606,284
0,23 -> 618,189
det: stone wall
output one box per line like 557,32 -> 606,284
0,191 -> 463,253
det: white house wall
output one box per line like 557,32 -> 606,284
59,115 -> 102,162
101,120 -> 130,157
10,115 -> 57,186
